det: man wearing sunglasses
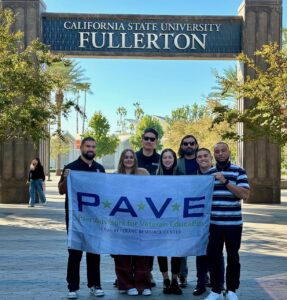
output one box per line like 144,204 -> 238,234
136,128 -> 160,287
136,128 -> 160,176
177,135 -> 199,176
177,134 -> 200,288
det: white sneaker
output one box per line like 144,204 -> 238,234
127,288 -> 139,296
226,291 -> 238,300
142,289 -> 152,296
204,291 -> 224,300
67,291 -> 78,299
90,286 -> 105,297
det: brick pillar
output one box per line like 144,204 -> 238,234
0,0 -> 47,204
238,0 -> 282,203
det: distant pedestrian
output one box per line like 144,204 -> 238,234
58,137 -> 105,299
27,158 -> 47,207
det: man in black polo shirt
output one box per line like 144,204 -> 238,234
136,128 -> 160,286
58,137 -> 105,299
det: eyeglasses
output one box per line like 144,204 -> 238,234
182,141 -> 196,146
143,136 -> 156,142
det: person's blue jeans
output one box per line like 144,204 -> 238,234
29,179 -> 46,206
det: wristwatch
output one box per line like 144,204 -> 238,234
223,179 -> 229,186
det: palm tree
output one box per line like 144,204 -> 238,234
47,60 -> 86,175
75,82 -> 93,134
116,106 -> 127,134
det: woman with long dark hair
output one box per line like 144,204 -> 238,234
114,148 -> 152,296
156,148 -> 183,295
27,157 -> 47,207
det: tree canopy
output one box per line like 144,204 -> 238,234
211,43 -> 287,146
165,104 -> 206,124
0,9 -> 61,143
84,112 -> 119,158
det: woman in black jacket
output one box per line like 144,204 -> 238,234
27,158 -> 47,207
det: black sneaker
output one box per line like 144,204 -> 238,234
179,275 -> 187,288
193,286 -> 206,296
170,279 -> 183,295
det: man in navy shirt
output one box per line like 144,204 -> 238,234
58,137 -> 105,299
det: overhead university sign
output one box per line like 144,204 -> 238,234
42,13 -> 242,58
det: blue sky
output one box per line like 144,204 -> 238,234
44,0 -> 287,134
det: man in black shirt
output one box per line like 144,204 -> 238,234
136,128 -> 160,175
58,137 -> 105,299
136,128 -> 160,286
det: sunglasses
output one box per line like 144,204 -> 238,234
143,136 -> 156,142
182,141 -> 196,146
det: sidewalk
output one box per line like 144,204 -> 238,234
0,175 -> 286,300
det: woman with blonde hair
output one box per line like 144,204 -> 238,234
114,148 -> 152,296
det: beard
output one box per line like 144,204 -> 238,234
82,151 -> 95,160
216,157 -> 230,167
182,148 -> 196,156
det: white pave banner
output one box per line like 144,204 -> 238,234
67,171 -> 214,256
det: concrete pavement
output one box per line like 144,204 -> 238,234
0,176 -> 287,300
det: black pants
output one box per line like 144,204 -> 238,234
157,256 -> 182,275
196,255 -> 225,289
196,255 -> 209,288
67,249 -> 101,291
208,224 -> 242,293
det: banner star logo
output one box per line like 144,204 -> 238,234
137,202 -> 145,211
172,202 -> 181,211
102,200 -> 111,208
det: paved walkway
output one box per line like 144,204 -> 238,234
0,176 -> 287,300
